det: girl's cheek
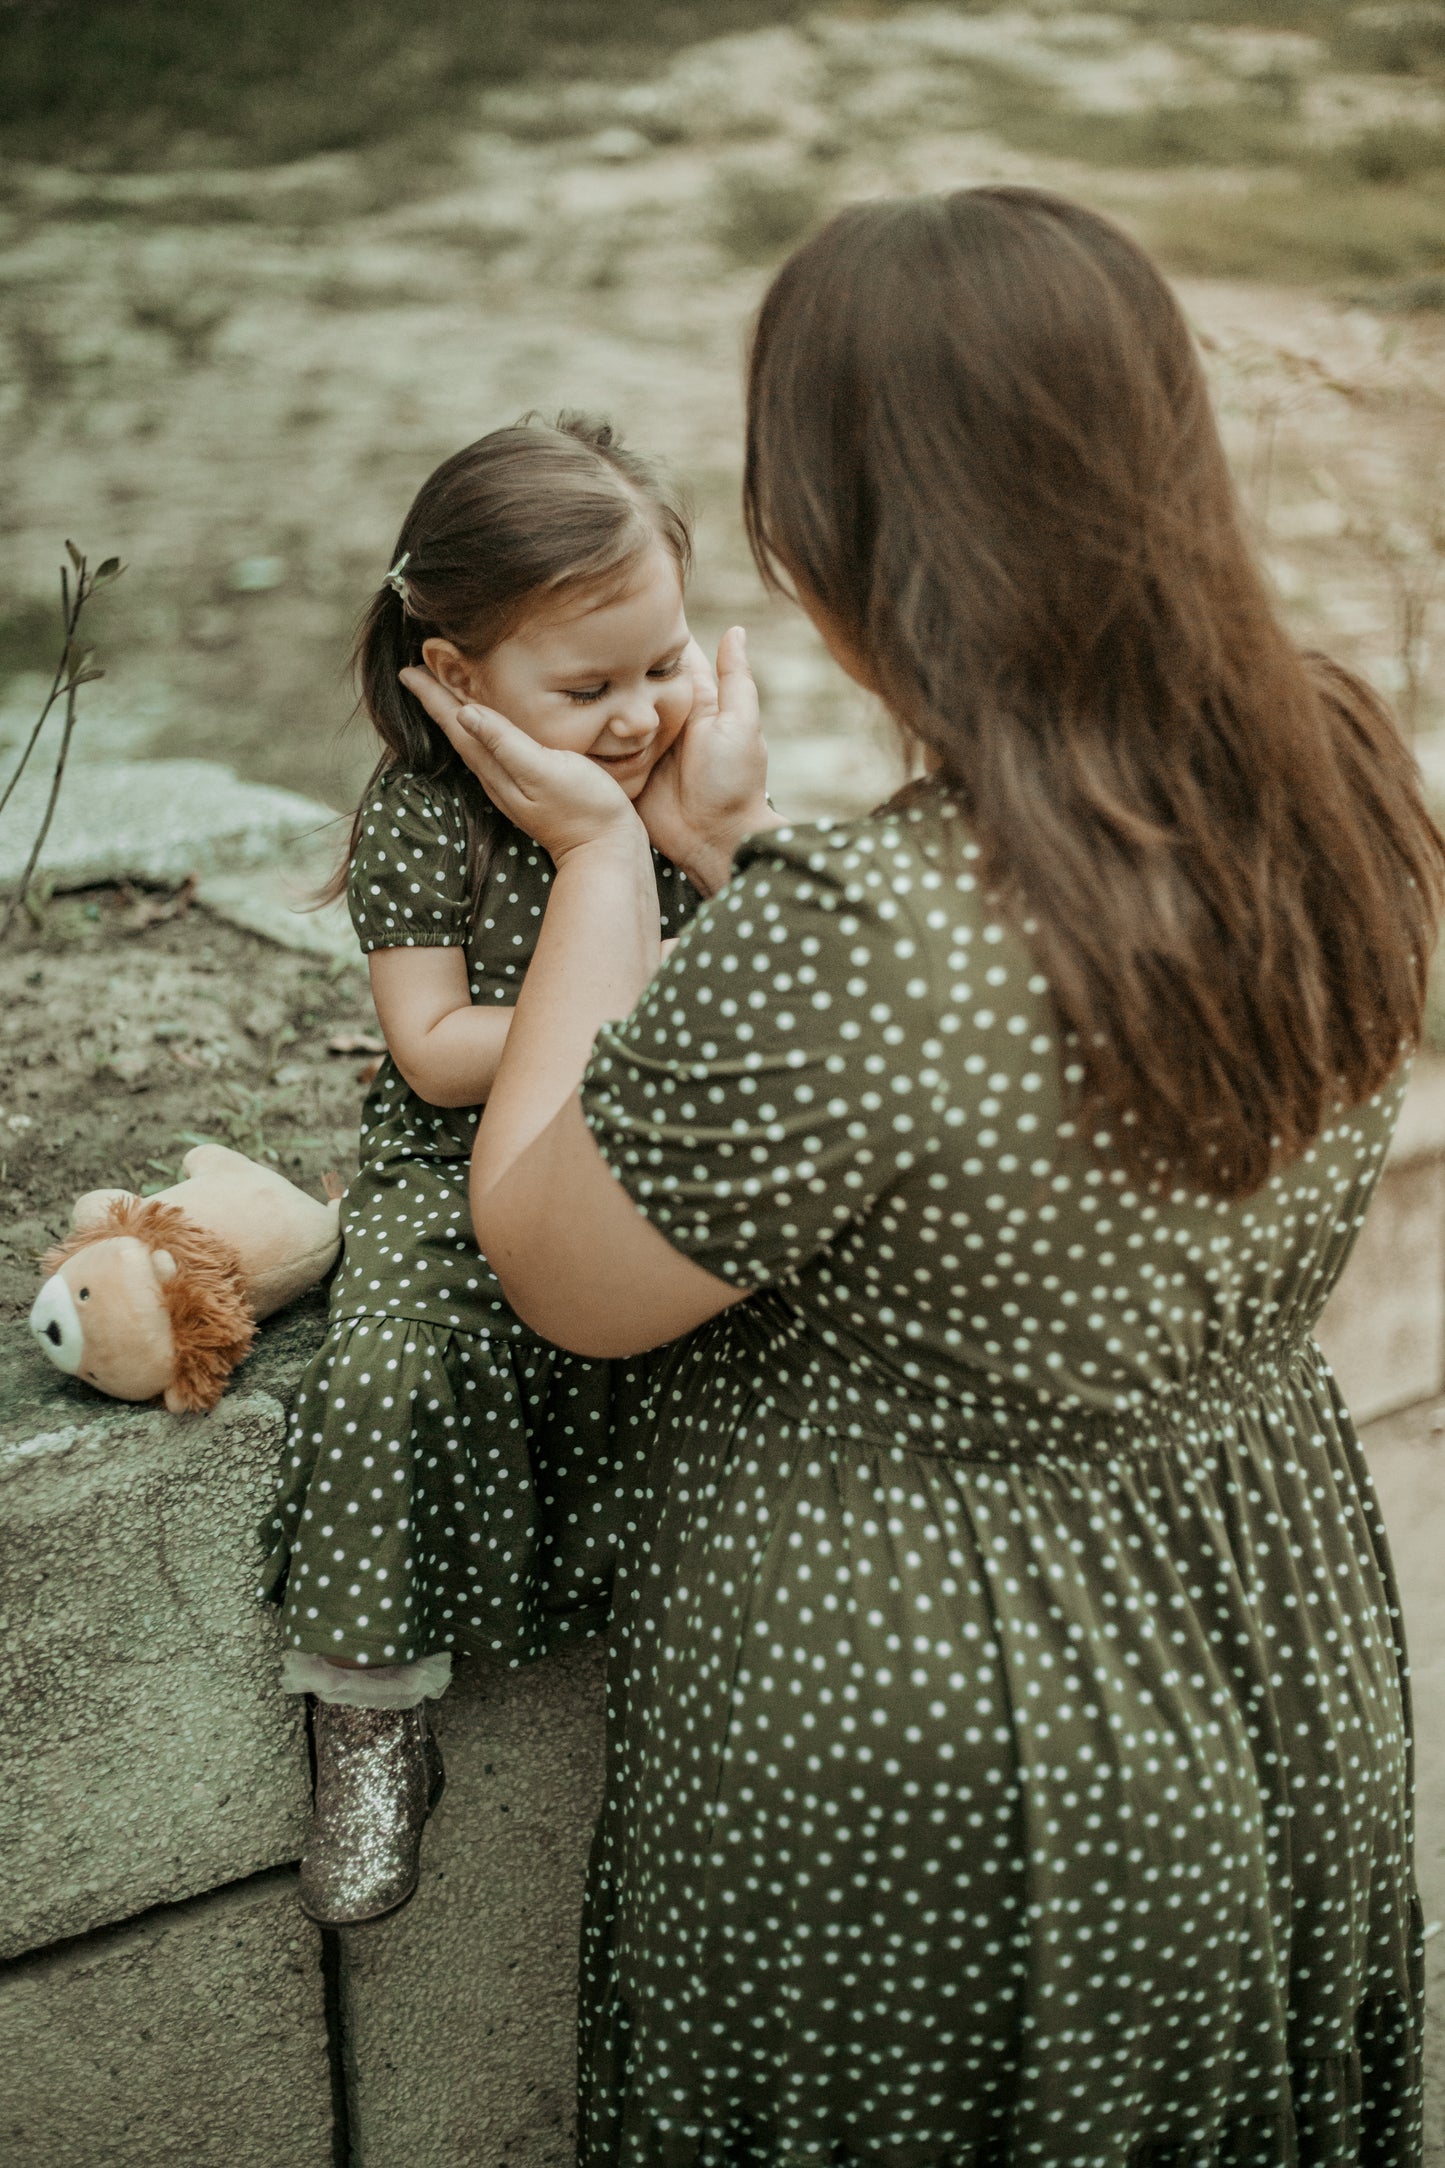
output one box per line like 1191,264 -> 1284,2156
658,676 -> 692,739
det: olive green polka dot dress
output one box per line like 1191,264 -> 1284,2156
259,765 -> 696,1666
574,784 -> 1424,2166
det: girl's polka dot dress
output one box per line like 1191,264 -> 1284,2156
259,765 -> 697,1667
575,784 -> 1424,2166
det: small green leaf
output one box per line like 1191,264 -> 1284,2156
95,557 -> 123,581
65,539 -> 83,572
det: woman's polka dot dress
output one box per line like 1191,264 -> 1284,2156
258,764 -> 697,1666
575,784 -> 1424,2166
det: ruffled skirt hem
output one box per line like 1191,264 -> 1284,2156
258,1311 -> 653,1667
581,1988 -> 1424,2168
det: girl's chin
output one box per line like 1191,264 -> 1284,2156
590,754 -> 659,799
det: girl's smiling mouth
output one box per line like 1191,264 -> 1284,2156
591,742 -> 656,769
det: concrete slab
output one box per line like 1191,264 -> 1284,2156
339,1639 -> 607,2168
0,756 -> 335,891
200,852 -> 362,962
1319,1156 -> 1445,1424
0,1868 -> 334,2166
0,1305 -> 325,1960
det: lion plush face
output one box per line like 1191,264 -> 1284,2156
30,1196 -> 255,1414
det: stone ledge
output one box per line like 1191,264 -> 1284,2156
1318,1060 -> 1445,1423
0,1868 -> 334,2167
0,1311 -> 324,1960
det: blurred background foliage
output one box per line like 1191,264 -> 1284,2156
2,0 -> 1443,871
1,1 -> 1443,291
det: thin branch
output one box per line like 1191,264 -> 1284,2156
0,675 -> 81,944
0,562 -> 85,822
0,542 -> 122,940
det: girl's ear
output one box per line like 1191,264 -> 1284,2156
421,637 -> 481,701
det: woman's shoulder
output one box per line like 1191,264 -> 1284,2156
732,778 -> 983,904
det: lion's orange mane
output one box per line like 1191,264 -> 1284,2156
44,1196 -> 256,1413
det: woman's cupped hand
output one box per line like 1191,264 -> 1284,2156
634,629 -> 770,891
401,628 -> 772,891
399,666 -> 640,867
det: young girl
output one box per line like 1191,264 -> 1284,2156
259,414 -> 700,1925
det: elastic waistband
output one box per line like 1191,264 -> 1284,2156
725,1330 -> 1326,1468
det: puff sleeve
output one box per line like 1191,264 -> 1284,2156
580,823 -> 946,1289
347,768 -> 472,952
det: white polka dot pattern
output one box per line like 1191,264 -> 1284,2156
574,789 -> 1423,2166
260,764 -> 696,1667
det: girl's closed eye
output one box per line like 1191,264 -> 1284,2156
561,652 -> 686,704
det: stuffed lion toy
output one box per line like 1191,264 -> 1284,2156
29,1143 -> 342,1413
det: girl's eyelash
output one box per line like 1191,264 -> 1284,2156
562,658 -> 684,704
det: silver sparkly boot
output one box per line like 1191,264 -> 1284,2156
299,1701 -> 445,1926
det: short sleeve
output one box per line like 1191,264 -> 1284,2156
580,824 -> 944,1287
348,768 -> 471,952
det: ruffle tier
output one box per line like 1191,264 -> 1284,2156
259,1312 -> 655,1665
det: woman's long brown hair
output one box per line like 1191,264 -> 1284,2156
744,186 -> 1445,1198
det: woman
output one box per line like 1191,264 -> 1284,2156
407,189 -> 1443,2165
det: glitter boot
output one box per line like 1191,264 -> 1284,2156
298,1702 -> 445,1926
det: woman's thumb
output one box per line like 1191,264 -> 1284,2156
718,625 -> 749,675
717,626 -> 758,721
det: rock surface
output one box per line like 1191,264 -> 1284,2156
0,1308 -> 322,1959
0,756 -> 336,892
339,1641 -> 608,2168
0,1869 -> 334,2167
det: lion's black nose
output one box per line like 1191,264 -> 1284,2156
44,1321 -> 62,1346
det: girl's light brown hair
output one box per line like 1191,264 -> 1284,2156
744,186 -> 1445,1199
330,412 -> 691,911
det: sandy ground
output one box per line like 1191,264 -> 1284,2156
2,7 -> 1443,832
0,893 -> 367,1335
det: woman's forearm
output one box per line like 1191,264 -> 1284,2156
471,819 -> 660,1203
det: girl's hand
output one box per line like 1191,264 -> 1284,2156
636,628 -> 777,897
399,665 -> 641,865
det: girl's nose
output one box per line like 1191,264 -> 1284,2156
607,688 -> 659,740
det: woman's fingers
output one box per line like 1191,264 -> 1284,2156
398,664 -> 638,860
400,665 -> 542,794
400,663 -> 466,733
683,636 -> 719,726
715,626 -> 760,734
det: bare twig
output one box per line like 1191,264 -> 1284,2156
0,678 -> 82,945
0,541 -> 124,940
0,555 -> 87,823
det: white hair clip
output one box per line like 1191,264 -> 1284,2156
384,551 -> 412,606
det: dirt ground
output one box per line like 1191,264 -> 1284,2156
0,889 -> 369,1339
3,5 -> 1444,833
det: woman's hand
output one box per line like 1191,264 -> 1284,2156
399,665 -> 640,866
636,628 -> 780,898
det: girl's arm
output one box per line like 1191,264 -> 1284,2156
396,669 -> 753,1353
368,948 -> 512,1109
